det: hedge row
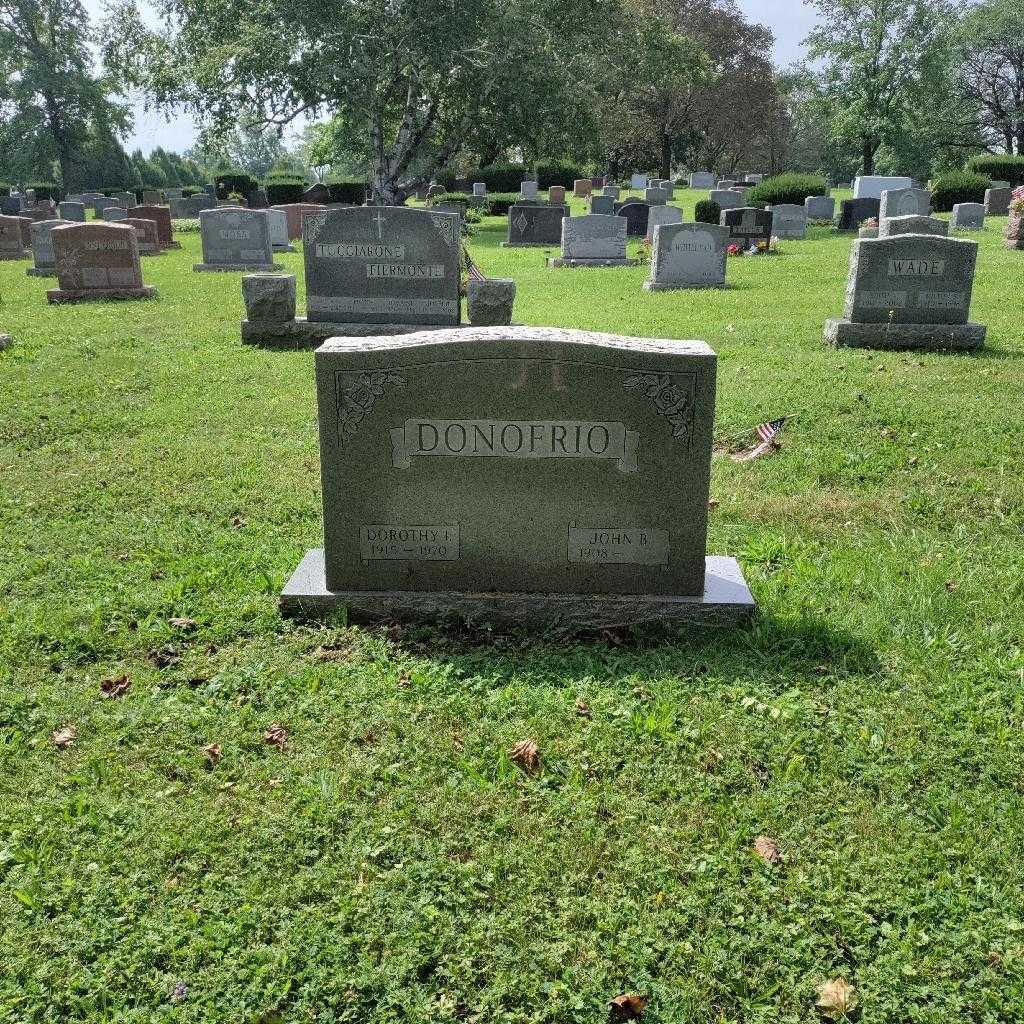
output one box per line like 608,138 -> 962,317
748,172 -> 827,207
932,171 -> 991,212
966,154 -> 1024,186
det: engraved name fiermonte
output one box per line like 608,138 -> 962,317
366,263 -> 444,279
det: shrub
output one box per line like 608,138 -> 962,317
215,171 -> 258,199
486,192 -> 522,216
182,186 -> 205,197
931,171 -> 991,212
748,172 -> 827,207
536,161 -> 585,189
265,172 -> 307,206
28,182 -> 62,201
0,185 -> 11,196
966,154 -> 1024,186
326,180 -> 366,205
695,199 -> 721,224
476,165 -> 531,193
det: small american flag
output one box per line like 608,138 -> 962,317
462,245 -> 486,282
730,417 -> 788,462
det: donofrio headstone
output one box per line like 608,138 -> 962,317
824,234 -> 985,351
27,219 -> 72,276
951,203 -> 985,231
47,222 -> 157,303
879,187 -> 931,220
504,203 -> 568,247
194,208 -> 279,271
879,215 -> 947,238
305,206 -> 461,326
0,215 -> 30,260
280,326 -> 755,627
645,222 -> 729,291
548,214 -> 636,268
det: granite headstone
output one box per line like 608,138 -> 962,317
644,222 -> 729,291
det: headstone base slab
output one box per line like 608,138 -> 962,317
500,242 -> 557,248
280,549 -> 756,629
0,251 -> 30,261
241,317 -> 477,350
47,286 -> 158,304
271,244 -> 296,253
193,262 -> 282,272
547,258 -> 639,268
643,280 -> 725,292
26,267 -> 57,277
824,319 -> 986,352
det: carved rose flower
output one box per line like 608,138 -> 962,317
654,384 -> 688,417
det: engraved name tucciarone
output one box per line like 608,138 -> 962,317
390,419 -> 640,474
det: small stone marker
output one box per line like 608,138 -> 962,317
805,195 -> 836,221
879,215 -> 947,238
689,172 -> 715,189
985,187 -> 1012,216
243,274 -> 297,323
28,219 -> 72,276
124,217 -> 162,255
574,179 -> 592,198
548,214 -> 636,268
589,195 -> 615,216
48,221 -> 157,303
132,205 -> 177,249
710,189 -> 743,211
194,208 -> 279,271
853,175 -> 912,199
838,198 -> 881,231
879,187 -> 931,220
520,181 -> 539,200
769,204 -> 807,240
614,200 -> 651,237
721,207 -> 773,248
824,233 -> 985,351
0,215 -> 30,259
630,174 -> 648,190
466,279 -> 516,326
950,203 -> 985,231
266,208 -> 294,251
548,186 -> 566,205
504,203 -> 568,247
305,206 -> 461,325
280,325 -> 755,628
58,202 -> 85,222
644,204 -> 683,242
644,222 -> 729,291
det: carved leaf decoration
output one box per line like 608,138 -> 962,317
338,371 -> 407,448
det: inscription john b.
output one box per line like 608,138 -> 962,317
568,527 -> 670,565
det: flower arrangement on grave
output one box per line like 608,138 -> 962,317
1010,187 -> 1024,216
1007,187 -> 1024,248
863,217 -> 879,230
727,243 -> 741,256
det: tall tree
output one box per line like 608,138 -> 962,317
104,0 -> 629,203
0,0 -> 129,187
802,0 -> 954,175
951,0 -> 1024,154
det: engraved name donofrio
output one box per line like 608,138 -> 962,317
391,419 -> 640,474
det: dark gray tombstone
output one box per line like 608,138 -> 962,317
503,204 -> 569,247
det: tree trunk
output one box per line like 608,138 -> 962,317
861,137 -> 876,176
659,130 -> 673,181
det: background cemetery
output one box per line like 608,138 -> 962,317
3,0 -> 1024,1020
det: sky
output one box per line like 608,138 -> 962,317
82,0 -> 820,155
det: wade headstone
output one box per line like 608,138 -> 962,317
985,187 -> 1012,216
304,206 -> 461,326
28,219 -> 72,276
769,204 -> 807,240
0,215 -> 30,259
504,203 -> 568,247
195,208 -> 278,271
48,221 -> 157,303
721,207 -> 773,248
838,198 -> 880,231
644,222 -> 729,291
614,200 -> 650,237
548,214 -> 636,268
879,215 -> 947,238
645,204 -> 683,241
824,234 -> 985,351
279,326 -> 755,628
805,195 -> 836,221
951,203 -> 985,231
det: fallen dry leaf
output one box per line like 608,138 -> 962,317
148,645 -> 180,668
509,738 -> 540,775
264,724 -> 288,750
816,978 -> 858,1020
169,617 -> 197,631
575,698 -> 593,719
397,670 -> 412,689
708,498 -> 720,510
608,993 -> 648,1021
753,835 -> 782,865
52,725 -> 76,749
202,743 -> 222,764
100,673 -> 131,698
230,515 -> 246,528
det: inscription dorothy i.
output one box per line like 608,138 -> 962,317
390,419 -> 640,473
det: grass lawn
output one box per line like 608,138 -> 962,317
2,189 -> 1024,1023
